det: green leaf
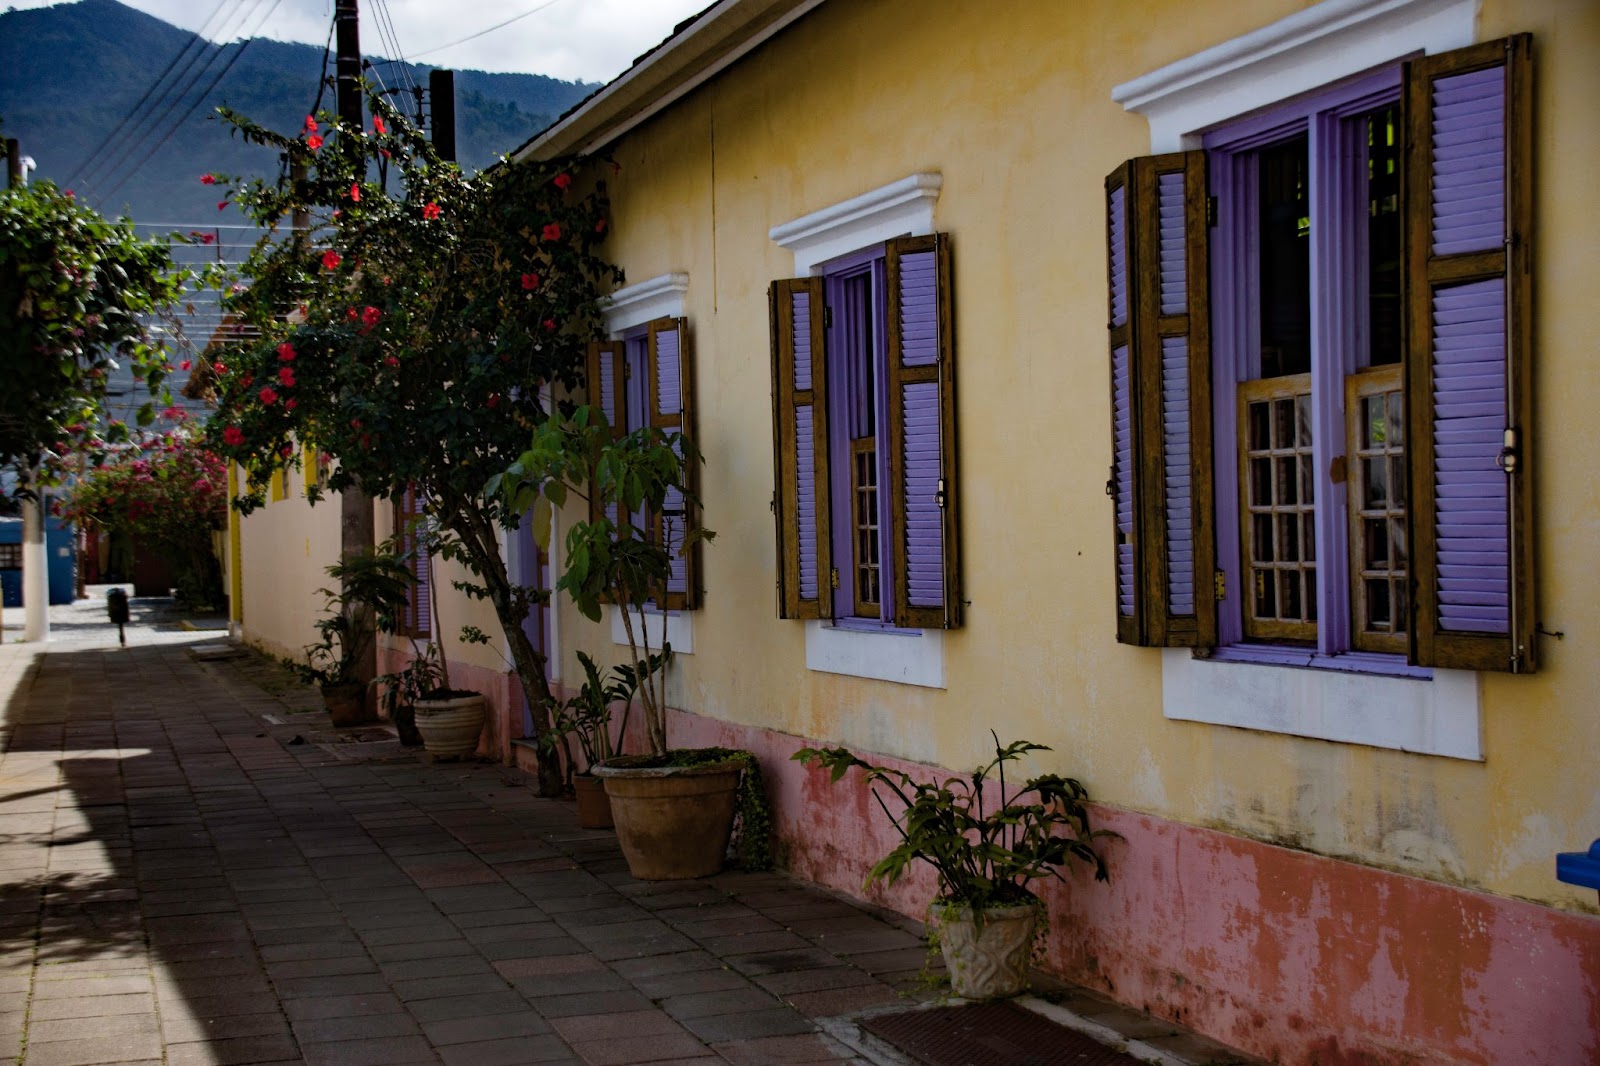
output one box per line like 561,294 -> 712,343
531,494 -> 552,550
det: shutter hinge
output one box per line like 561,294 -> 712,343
824,306 -> 833,329
769,493 -> 776,514
830,568 -> 840,590
1206,195 -> 1219,227
1496,428 -> 1519,474
1214,569 -> 1226,602
935,478 -> 946,509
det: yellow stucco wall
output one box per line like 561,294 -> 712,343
237,462 -> 343,663
547,0 -> 1600,913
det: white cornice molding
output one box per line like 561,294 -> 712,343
601,272 -> 689,334
771,172 -> 942,274
1112,0 -> 1479,152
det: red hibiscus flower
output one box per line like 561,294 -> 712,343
278,367 -> 296,387
360,306 -> 382,329
372,116 -> 386,135
241,374 -> 254,389
304,114 -> 318,133
541,222 -> 561,242
487,393 -> 500,409
280,445 -> 294,459
322,250 -> 342,271
277,342 -> 296,362
346,307 -> 359,321
222,426 -> 245,447
286,399 -> 298,411
594,218 -> 607,234
520,273 -> 539,291
384,356 -> 399,368
199,173 -> 216,185
213,362 -> 227,374
553,173 -> 572,190
349,183 -> 361,202
543,318 -> 556,332
180,360 -> 192,371
198,232 -> 217,245
379,148 -> 391,159
306,134 -> 323,151
258,386 -> 278,405
422,201 -> 441,220
217,201 -> 229,211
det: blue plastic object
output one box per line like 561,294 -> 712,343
1556,839 -> 1600,891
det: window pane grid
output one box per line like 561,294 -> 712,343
1346,365 -> 1407,652
1239,375 -> 1317,641
851,437 -> 881,613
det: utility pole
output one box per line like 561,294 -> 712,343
334,0 -> 376,713
7,139 -> 50,644
428,70 -> 456,163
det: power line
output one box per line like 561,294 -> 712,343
409,0 -> 570,61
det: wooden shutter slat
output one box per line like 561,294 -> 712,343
1108,153 -> 1215,647
886,234 -> 961,630
586,340 -> 626,533
770,278 -> 832,619
1404,34 -> 1535,673
647,317 -> 698,611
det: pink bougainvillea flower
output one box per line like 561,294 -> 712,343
594,218 -> 607,234
349,183 -> 361,202
222,426 -> 245,447
277,342 -> 296,362
278,367 -> 295,387
422,201 -> 441,220
306,134 -> 323,151
199,173 -> 216,185
280,445 -> 294,459
553,173 -> 572,190
541,222 -> 561,242
179,360 -> 192,371
258,386 -> 278,405
372,116 -> 386,135
520,272 -> 539,291
322,250 -> 342,271
304,115 -> 318,133
63,190 -> 75,198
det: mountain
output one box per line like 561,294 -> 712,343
0,0 -> 597,224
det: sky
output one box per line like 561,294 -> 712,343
9,0 -> 713,83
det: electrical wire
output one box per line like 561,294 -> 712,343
372,0 -> 417,98
74,0 -> 265,197
408,0 -> 570,62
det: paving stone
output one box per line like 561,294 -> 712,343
23,1032 -> 164,1066
29,993 -> 154,1020
660,987 -> 784,1020
160,1011 -> 294,1044
566,1031 -> 715,1065
421,1011 -> 552,1046
527,989 -> 656,1018
300,1034 -> 438,1065
282,993 -> 408,1022
435,1035 -> 580,1065
291,1012 -> 421,1044
711,1032 -> 859,1063
405,990 -> 532,1023
27,1010 -> 160,1043
164,1035 -> 303,1065
680,1007 -> 817,1043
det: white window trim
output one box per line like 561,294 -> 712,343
602,272 -> 689,334
772,172 -> 942,274
609,606 -> 693,656
1115,0 -> 1486,756
1112,0 -> 1478,152
773,172 -> 946,688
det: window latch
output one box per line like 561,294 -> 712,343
935,478 -> 946,509
1496,428 -> 1519,474
1105,465 -> 1115,498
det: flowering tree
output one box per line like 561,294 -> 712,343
0,179 -> 186,480
54,426 -> 228,606
202,93 -> 620,796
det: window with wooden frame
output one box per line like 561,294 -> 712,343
584,316 -> 699,611
770,234 -> 962,630
394,484 -> 430,638
1107,36 -> 1534,673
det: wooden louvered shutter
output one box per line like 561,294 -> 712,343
769,277 -> 832,619
585,339 -> 627,531
1106,153 -> 1216,647
885,235 -> 961,629
396,484 -> 431,637
647,317 -> 699,610
1404,35 -> 1535,673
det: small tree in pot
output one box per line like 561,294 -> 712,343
491,406 -> 770,877
794,734 -> 1117,999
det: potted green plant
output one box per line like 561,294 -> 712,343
492,406 -> 770,879
408,546 -> 487,758
794,734 -> 1117,1000
377,640 -> 442,746
542,650 -> 654,828
294,550 -> 412,727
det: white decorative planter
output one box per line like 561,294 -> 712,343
936,902 -> 1040,1000
413,693 -> 486,758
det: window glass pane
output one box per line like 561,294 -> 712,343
1366,105 -> 1402,368
1258,136 -> 1311,378
1239,380 -> 1316,639
1348,373 -> 1407,645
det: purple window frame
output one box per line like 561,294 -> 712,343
1204,64 -> 1428,675
818,244 -> 900,630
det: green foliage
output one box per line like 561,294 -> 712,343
543,650 -> 639,773
0,178 -> 185,476
794,734 -> 1116,914
377,641 -> 445,717
295,550 -> 413,687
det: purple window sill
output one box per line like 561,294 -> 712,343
824,617 -> 924,637
1201,644 -> 1433,680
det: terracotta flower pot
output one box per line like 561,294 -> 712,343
592,755 -> 740,880
320,682 -> 367,727
413,693 -> 486,758
572,773 -> 613,829
936,901 -> 1040,1000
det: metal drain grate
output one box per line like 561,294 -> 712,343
861,1001 -> 1143,1066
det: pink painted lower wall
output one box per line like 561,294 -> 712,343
663,708 -> 1600,1066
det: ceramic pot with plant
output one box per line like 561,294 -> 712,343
542,650 -> 649,828
294,551 -> 413,727
404,545 -> 487,758
378,641 -> 443,746
795,734 -> 1117,1000
494,407 -> 770,878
